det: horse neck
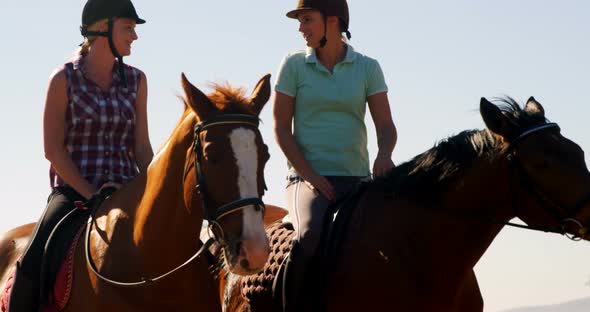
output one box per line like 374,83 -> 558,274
132,134 -> 205,267
419,154 -> 514,278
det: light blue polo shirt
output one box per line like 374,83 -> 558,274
275,44 -> 388,176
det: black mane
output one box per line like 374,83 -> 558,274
373,97 -> 548,202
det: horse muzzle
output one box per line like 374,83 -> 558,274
225,235 -> 270,275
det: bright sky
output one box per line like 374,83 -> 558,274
0,1 -> 588,311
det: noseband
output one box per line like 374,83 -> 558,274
191,114 -> 266,242
506,123 -> 590,240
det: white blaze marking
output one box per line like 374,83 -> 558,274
229,128 -> 265,239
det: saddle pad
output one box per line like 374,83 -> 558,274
48,226 -> 84,310
0,226 -> 84,312
0,270 -> 14,312
241,222 -> 294,302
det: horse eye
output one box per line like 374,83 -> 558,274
532,156 -> 551,170
203,144 -> 220,162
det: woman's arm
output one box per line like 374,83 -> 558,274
273,92 -> 335,200
43,69 -> 96,199
133,71 -> 154,172
368,91 -> 397,177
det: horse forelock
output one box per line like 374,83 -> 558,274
493,97 -> 548,132
207,83 -> 252,113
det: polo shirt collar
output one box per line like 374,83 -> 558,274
305,44 -> 357,64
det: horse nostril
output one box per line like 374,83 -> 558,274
240,259 -> 250,271
235,241 -> 243,256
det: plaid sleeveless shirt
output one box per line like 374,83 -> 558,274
49,56 -> 141,188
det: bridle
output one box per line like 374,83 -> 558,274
504,123 -> 590,241
84,114 -> 266,287
191,114 -> 266,238
406,122 -> 590,241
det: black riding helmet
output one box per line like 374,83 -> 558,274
80,0 -> 146,87
287,0 -> 350,48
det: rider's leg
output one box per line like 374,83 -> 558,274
282,176 -> 361,311
8,187 -> 82,312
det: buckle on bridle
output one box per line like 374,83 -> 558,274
208,220 -> 226,245
562,218 -> 585,241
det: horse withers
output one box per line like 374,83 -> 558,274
0,73 -> 273,311
223,97 -> 590,312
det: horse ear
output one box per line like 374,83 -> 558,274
524,96 -> 545,118
181,73 -> 216,121
480,97 -> 515,138
248,74 -> 271,116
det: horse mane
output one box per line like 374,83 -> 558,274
373,97 -> 548,202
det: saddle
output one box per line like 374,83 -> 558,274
1,190 -> 112,312
39,206 -> 91,310
41,190 -> 114,310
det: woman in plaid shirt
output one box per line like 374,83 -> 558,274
8,0 -> 153,310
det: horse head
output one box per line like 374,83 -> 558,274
481,97 -> 590,241
180,73 -> 271,275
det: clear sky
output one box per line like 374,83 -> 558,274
0,1 -> 588,311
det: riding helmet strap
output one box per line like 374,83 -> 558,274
320,12 -> 328,48
106,18 -> 128,88
80,18 -> 128,88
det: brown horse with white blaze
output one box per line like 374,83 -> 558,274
223,97 -> 590,312
0,73 -> 272,311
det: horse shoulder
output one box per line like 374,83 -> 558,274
86,178 -> 145,271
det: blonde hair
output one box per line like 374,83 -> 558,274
74,19 -> 109,57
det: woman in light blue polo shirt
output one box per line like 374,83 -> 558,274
273,0 -> 398,310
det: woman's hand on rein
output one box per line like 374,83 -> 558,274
303,173 -> 335,201
373,155 -> 395,177
97,182 -> 122,196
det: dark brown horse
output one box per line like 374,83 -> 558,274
222,97 -> 590,312
0,73 -> 273,311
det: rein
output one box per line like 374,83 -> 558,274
84,114 -> 266,287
